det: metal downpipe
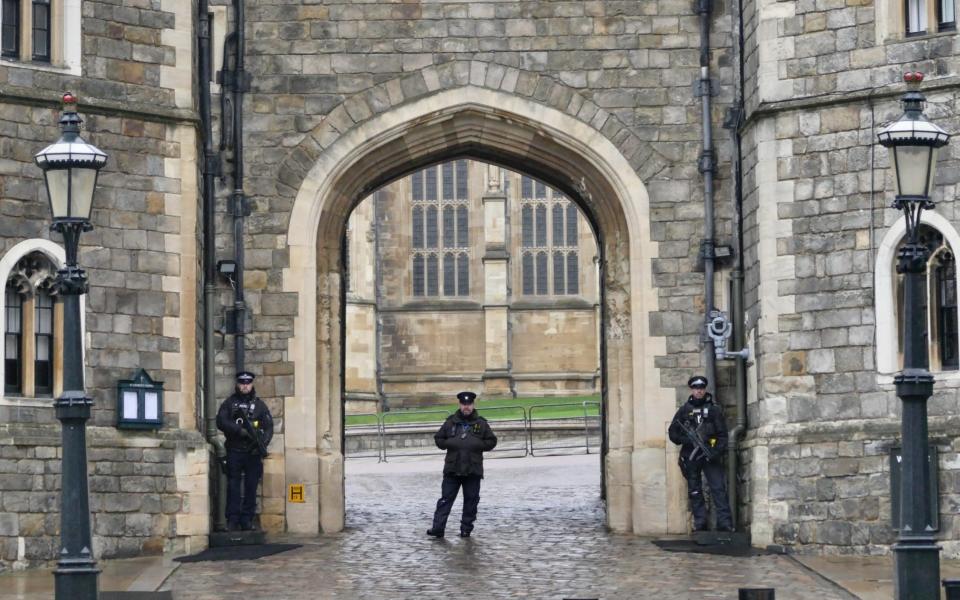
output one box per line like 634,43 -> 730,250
198,0 -> 227,532
231,0 -> 247,373
697,0 -> 718,394
725,0 -> 749,531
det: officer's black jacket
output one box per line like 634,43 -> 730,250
434,409 -> 497,478
667,393 -> 727,462
216,388 -> 274,454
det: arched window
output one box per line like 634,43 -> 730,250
891,224 -> 959,372
2,249 -> 60,398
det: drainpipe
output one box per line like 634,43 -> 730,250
696,0 -> 718,392
723,0 -> 749,532
230,0 -> 248,373
197,0 -> 227,532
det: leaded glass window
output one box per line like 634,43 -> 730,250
519,179 -> 582,296
410,161 -> 470,297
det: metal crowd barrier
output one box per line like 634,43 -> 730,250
380,409 -> 450,461
474,405 -> 529,459
343,412 -> 385,461
528,401 -> 601,457
344,402 -> 602,461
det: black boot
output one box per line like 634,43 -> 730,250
459,530 -> 471,538
426,528 -> 444,538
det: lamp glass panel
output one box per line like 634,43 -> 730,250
122,390 -> 139,420
144,391 -> 159,420
893,145 -> 933,197
70,168 -> 98,219
44,169 -> 69,218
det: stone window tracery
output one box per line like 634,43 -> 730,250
3,251 -> 59,397
520,176 -> 580,296
411,161 -> 469,297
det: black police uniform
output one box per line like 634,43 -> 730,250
216,374 -> 274,530
427,391 -> 497,538
667,377 -> 733,532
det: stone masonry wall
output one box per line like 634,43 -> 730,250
739,0 -> 960,553
234,0 -> 737,428
0,0 -> 207,569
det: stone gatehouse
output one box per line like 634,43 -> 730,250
0,0 -> 959,570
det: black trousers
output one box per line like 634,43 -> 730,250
684,458 -> 732,530
225,448 -> 263,524
431,474 -> 481,534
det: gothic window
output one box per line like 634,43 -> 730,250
895,225 -> 959,371
411,161 -> 469,297
519,177 -> 581,296
2,250 -> 59,397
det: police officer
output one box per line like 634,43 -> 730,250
427,391 -> 497,538
216,371 -> 274,531
668,375 -> 733,532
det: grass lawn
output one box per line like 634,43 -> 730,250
345,394 -> 601,426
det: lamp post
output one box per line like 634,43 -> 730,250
877,72 -> 950,600
34,93 -> 107,600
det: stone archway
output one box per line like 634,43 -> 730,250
280,82 -> 681,536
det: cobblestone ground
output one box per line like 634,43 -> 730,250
163,454 -> 856,599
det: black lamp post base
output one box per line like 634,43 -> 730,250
54,565 -> 99,599
894,538 -> 940,599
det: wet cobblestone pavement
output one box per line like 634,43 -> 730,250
163,454 -> 856,599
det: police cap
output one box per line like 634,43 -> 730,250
236,371 -> 256,384
687,375 -> 708,389
456,391 -> 477,404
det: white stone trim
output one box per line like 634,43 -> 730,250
285,86 -> 671,535
874,211 -> 960,374
0,238 -> 86,404
754,119 -> 796,336
756,0 -> 796,104
160,0 -> 195,109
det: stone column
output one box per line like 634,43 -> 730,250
481,165 -> 512,397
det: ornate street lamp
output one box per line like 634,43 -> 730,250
34,93 -> 107,600
878,72 -> 950,600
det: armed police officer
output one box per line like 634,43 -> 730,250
216,371 -> 274,531
668,375 -> 733,532
427,391 -> 497,538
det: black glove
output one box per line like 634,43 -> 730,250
239,428 -> 251,439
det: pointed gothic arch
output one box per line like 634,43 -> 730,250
279,83 -> 679,536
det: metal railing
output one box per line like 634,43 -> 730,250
528,401 -> 601,456
344,402 -> 601,461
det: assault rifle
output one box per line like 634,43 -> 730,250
677,419 -> 716,466
236,413 -> 269,457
